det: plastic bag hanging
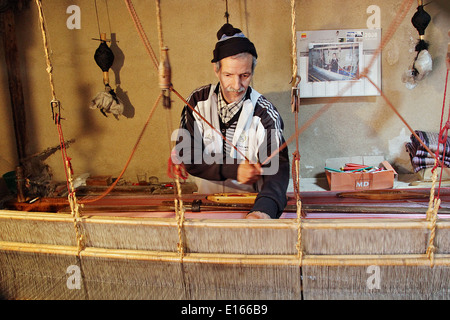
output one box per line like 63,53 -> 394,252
402,1 -> 432,89
90,33 -> 124,118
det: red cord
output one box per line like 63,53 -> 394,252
56,114 -> 73,197
434,69 -> 450,199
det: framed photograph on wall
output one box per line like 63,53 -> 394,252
297,29 -> 381,98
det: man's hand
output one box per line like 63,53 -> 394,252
245,211 -> 271,219
237,161 -> 262,185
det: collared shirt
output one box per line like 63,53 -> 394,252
217,86 -> 246,123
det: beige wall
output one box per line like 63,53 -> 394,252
1,0 -> 449,184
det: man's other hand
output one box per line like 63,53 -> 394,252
245,211 -> 271,219
237,161 -> 262,185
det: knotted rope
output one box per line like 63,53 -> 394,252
71,0 -> 258,211
124,0 -> 159,69
79,93 -> 163,204
263,0 -> 416,168
35,0 -> 84,256
425,167 -> 439,267
290,0 -> 299,87
424,66 -> 450,267
153,0 -> 186,260
35,0 -> 56,102
289,0 -> 303,267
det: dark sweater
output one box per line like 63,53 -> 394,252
177,84 -> 289,218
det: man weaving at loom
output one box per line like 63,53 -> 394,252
174,23 -> 289,219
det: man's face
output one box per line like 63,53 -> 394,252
214,54 -> 253,104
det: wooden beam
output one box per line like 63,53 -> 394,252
0,7 -> 27,163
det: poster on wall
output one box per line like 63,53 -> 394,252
297,29 -> 381,98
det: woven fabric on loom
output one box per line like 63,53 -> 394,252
405,131 -> 450,172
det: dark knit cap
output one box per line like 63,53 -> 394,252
211,23 -> 257,63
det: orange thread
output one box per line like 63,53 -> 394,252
79,93 -> 163,204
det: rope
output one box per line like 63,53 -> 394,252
174,179 -> 186,260
94,0 -> 113,39
363,0 -> 413,75
155,0 -> 164,58
224,0 -> 230,23
57,119 -> 84,255
123,0 -> 159,70
47,0 -> 166,206
124,0 -> 248,160
79,93 -> 163,204
122,0 -> 251,261
81,0 -> 248,208
94,0 -> 102,38
432,69 -> 450,198
363,69 -> 448,270
290,0 -> 299,85
171,87 -> 251,162
35,0 -> 84,257
267,0 -> 446,271
78,0 -> 165,205
425,166 -> 438,267
36,0 -> 442,272
291,150 -> 300,197
293,152 -> 303,264
424,68 -> 450,267
153,0 -> 186,261
68,187 -> 84,255
35,0 -> 57,101
124,0 -> 250,163
363,74 -> 450,173
289,0 -> 303,268
426,167 -> 438,221
426,196 -> 439,268
262,0 -> 416,167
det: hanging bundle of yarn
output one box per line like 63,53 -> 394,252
90,33 -> 124,118
94,41 -> 114,74
411,4 -> 430,49
402,3 -> 432,89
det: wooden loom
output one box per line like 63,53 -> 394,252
1,189 -> 450,300
1,0 -> 450,300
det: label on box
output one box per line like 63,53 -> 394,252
355,179 -> 371,189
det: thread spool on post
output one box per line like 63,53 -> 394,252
159,47 -> 172,109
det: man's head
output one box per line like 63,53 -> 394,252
214,53 -> 254,103
211,24 -> 258,103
